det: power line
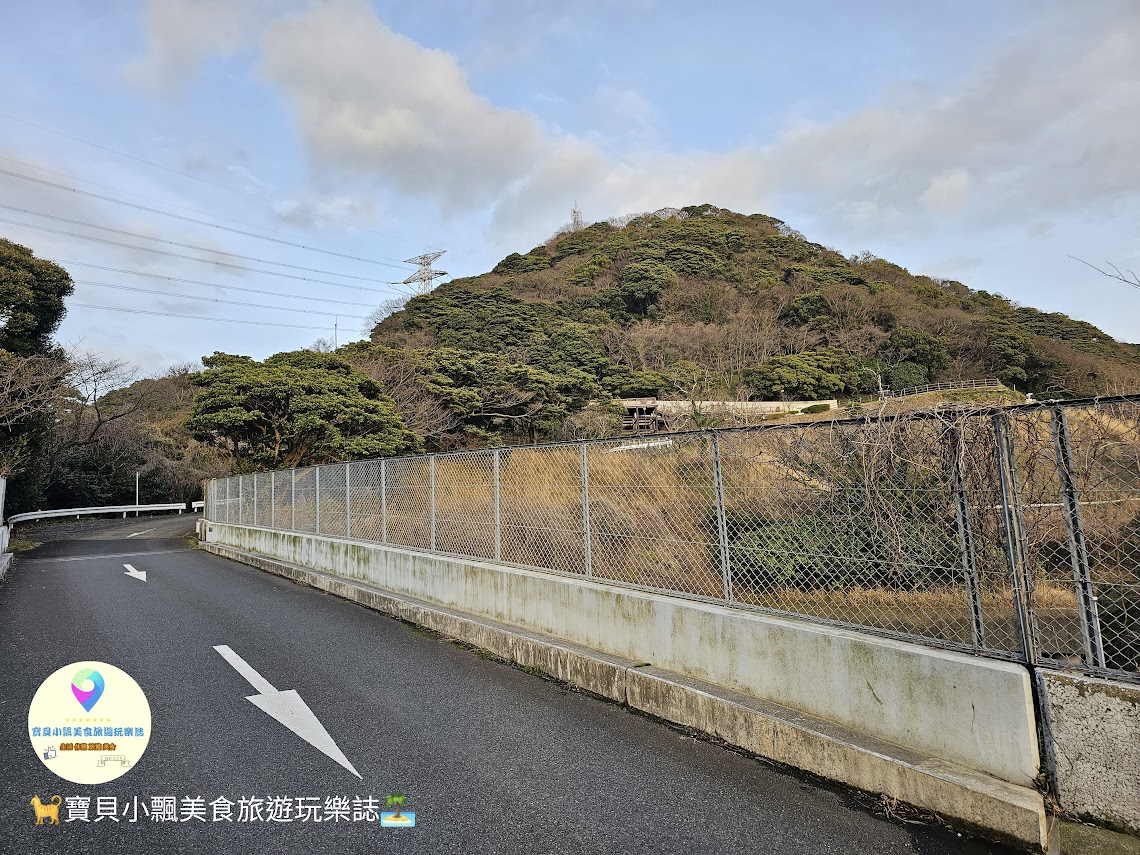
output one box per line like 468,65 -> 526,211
0,216 -> 418,297
74,280 -> 369,319
69,303 -> 335,330
51,260 -> 377,307
0,203 -> 403,284
0,163 -> 414,269
0,111 -> 395,239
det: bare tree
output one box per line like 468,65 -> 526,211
348,351 -> 460,440
363,297 -> 409,335
0,352 -> 68,430
1071,257 -> 1140,289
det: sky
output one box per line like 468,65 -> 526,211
1,0 -> 1139,374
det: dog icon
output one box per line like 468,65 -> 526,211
31,795 -> 62,825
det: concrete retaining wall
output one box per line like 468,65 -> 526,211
204,521 -> 1040,789
1039,670 -> 1140,835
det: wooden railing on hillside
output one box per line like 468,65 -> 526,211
880,378 -> 1003,400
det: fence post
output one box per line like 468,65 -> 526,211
253,473 -> 258,526
949,423 -> 986,650
580,444 -> 593,577
291,469 -> 296,531
238,475 -> 243,525
992,412 -> 1038,665
345,462 -> 352,540
711,432 -> 733,602
315,466 -> 321,534
1050,406 -> 1107,669
429,455 -> 437,551
270,472 -> 276,530
493,448 -> 502,562
381,459 -> 388,544
226,477 -> 232,524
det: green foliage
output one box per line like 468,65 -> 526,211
745,350 -> 855,400
983,315 -> 1033,386
396,285 -> 541,352
0,239 -> 73,357
663,244 -> 726,278
188,351 -> 421,469
1014,307 -> 1117,356
884,361 -> 929,390
491,246 -> 551,275
617,260 -> 675,315
779,291 -> 831,326
416,347 -> 597,443
730,511 -> 957,591
878,327 -> 950,375
801,403 -> 832,414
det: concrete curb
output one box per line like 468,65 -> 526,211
200,540 -> 1057,852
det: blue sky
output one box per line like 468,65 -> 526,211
1,0 -> 1138,372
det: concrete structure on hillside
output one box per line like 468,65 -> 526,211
619,397 -> 838,431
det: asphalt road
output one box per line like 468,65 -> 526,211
0,515 -> 1017,854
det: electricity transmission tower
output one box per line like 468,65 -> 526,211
402,250 -> 447,295
571,202 -> 584,232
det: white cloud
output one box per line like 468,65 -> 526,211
920,168 -> 971,213
258,0 -> 545,213
126,0 -> 306,92
126,0 -> 1140,256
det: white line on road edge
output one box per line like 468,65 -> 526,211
20,550 -> 181,564
126,528 -> 156,538
123,563 -> 147,582
212,644 -> 361,779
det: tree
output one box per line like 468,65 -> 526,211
745,350 -> 854,400
0,239 -> 74,357
187,350 -> 422,470
416,348 -> 596,445
385,794 -> 407,820
342,345 -> 460,443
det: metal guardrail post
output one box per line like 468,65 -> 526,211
429,455 -> 436,551
291,469 -> 296,531
711,432 -> 733,602
493,449 -> 501,562
949,424 -> 986,649
580,444 -> 592,577
315,466 -> 321,534
992,412 -> 1038,665
381,459 -> 388,544
1050,407 -> 1107,669
345,462 -> 352,539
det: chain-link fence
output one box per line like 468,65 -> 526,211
205,396 -> 1140,682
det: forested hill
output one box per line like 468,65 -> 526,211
369,205 -> 1140,410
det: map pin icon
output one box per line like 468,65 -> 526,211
71,669 -> 105,712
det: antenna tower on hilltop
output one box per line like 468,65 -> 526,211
571,202 -> 584,232
402,250 -> 448,295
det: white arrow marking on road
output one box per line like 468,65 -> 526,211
212,644 -> 361,779
123,563 -> 147,582
126,528 -> 156,538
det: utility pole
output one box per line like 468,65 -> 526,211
135,470 -> 140,516
334,316 -> 338,349
402,250 -> 447,295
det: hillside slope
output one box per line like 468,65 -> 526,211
369,205 -> 1140,418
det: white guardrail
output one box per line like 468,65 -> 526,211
7,503 -> 197,526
